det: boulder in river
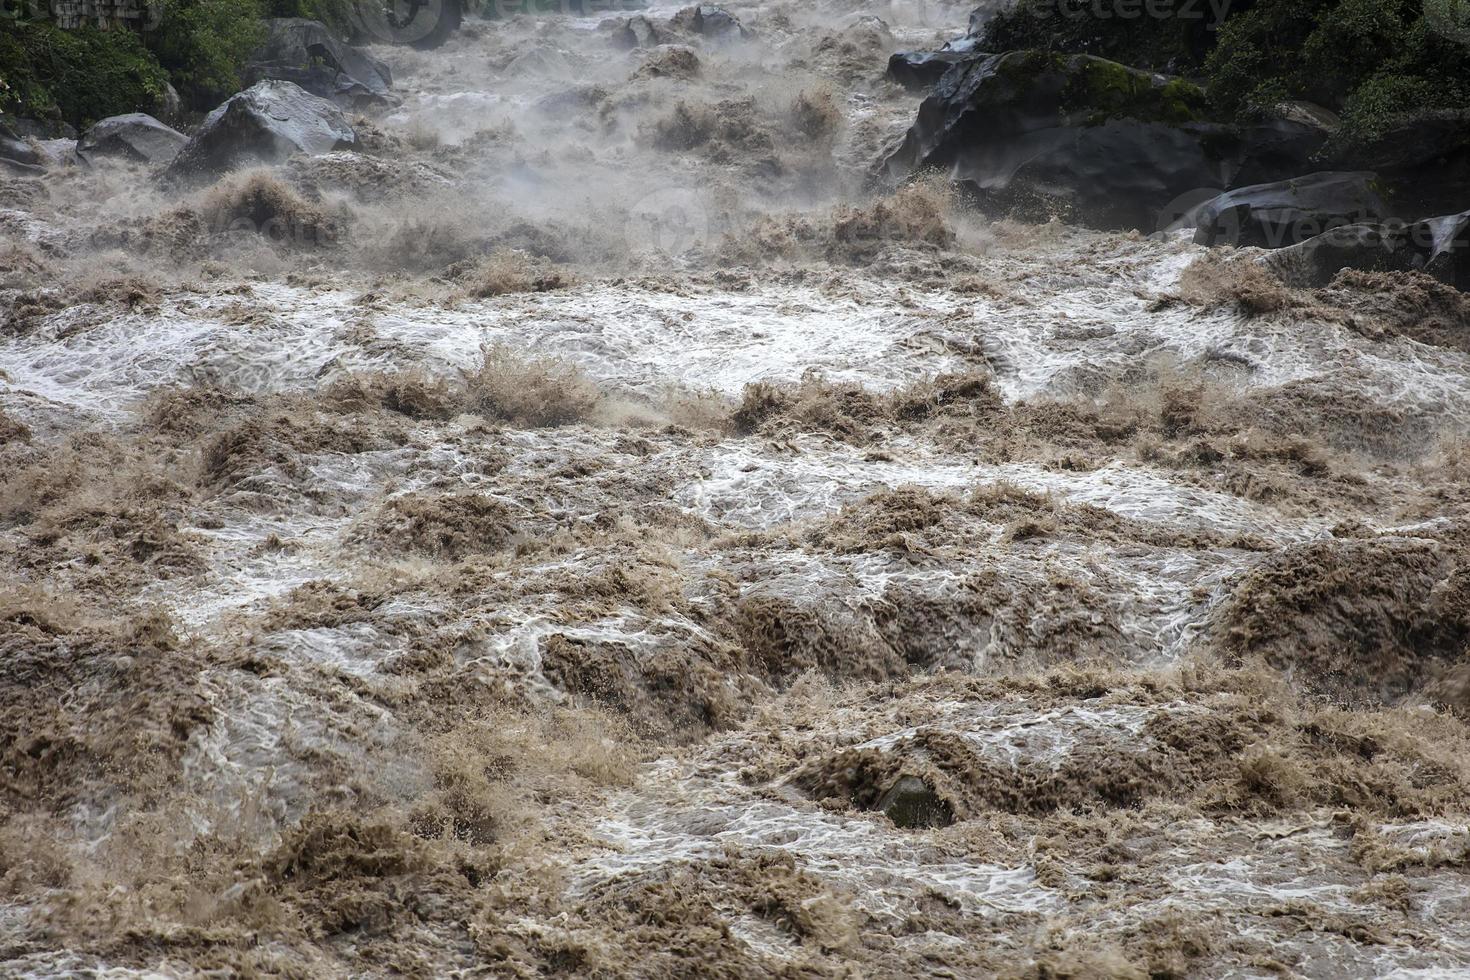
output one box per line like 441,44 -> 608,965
77,113 -> 188,166
885,37 -> 989,92
164,80 -> 356,185
881,51 -> 1239,230
1186,172 -> 1388,249
669,5 -> 750,42
877,775 -> 953,829
1264,209 -> 1470,291
245,18 -> 396,110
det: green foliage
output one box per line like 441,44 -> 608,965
266,0 -> 359,39
0,22 -> 169,127
147,0 -> 268,109
979,0 -> 1221,73
1204,0 -> 1470,143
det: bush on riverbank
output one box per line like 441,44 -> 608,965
0,22 -> 170,127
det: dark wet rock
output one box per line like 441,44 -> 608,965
1229,104 -> 1338,189
886,38 -> 988,92
1339,110 -> 1470,220
1187,172 -> 1388,249
164,81 -> 356,185
607,13 -> 665,49
1264,210 -> 1470,291
669,4 -> 750,42
881,51 -> 1237,230
245,18 -> 396,110
0,132 -> 43,173
877,775 -> 954,829
77,114 -> 188,166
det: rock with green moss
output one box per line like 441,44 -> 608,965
881,51 -> 1323,230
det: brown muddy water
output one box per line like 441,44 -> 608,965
3,1 -> 1470,976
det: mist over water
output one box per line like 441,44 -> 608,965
3,0 -> 1470,976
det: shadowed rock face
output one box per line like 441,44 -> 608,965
163,80 -> 356,185
880,52 -> 1235,230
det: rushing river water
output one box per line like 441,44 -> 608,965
3,1 -> 1470,976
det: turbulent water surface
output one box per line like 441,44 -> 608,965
3,1 -> 1470,977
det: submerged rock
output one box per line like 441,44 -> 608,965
245,18 -> 396,110
77,114 -> 188,166
164,81 -> 356,185
877,775 -> 954,829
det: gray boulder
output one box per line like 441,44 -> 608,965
165,80 -> 356,184
245,18 -> 396,110
1265,210 -> 1470,291
78,113 -> 188,165
1187,172 -> 1388,249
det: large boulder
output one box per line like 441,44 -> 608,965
886,37 -> 989,92
164,81 -> 356,184
881,51 -> 1239,230
245,18 -> 396,110
1264,210 -> 1470,291
0,118 -> 43,172
1186,172 -> 1388,248
881,51 -> 1345,231
77,113 -> 188,165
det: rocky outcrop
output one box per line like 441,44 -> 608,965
164,81 -> 356,185
885,37 -> 988,91
1265,210 -> 1470,290
245,18 -> 396,110
881,51 -> 1238,230
881,51 -> 1352,232
1186,172 -> 1388,248
77,113 -> 187,165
